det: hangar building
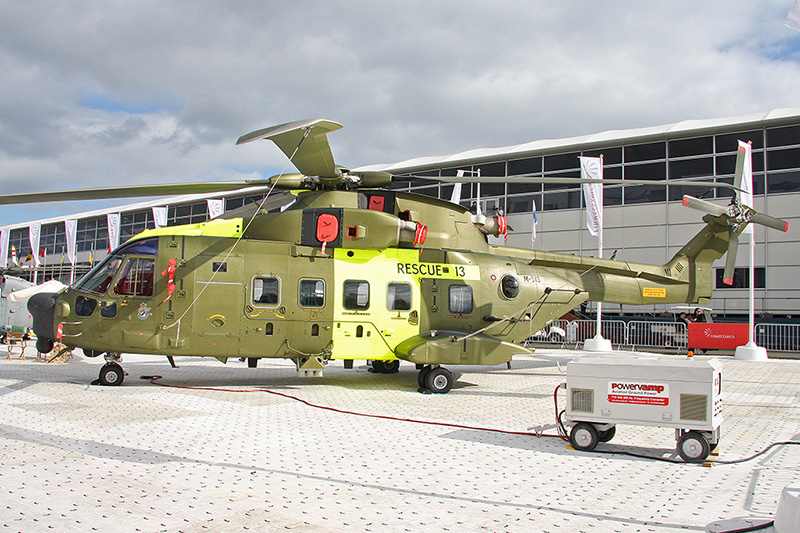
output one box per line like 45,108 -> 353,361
3,108 -> 800,318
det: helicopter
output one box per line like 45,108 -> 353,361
0,273 -> 35,343
9,119 -> 788,393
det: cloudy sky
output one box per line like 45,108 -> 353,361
1,1 -> 799,226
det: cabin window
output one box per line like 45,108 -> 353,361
113,258 -> 155,297
387,283 -> 412,311
449,285 -> 473,314
343,280 -> 370,310
501,275 -> 520,299
253,277 -> 280,306
299,279 -> 325,308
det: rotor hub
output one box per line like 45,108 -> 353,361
725,201 -> 752,232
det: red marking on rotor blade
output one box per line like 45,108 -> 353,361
724,278 -> 733,285
784,221 -> 790,232
682,196 -> 689,207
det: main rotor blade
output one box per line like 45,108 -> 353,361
0,180 -> 273,205
750,211 -> 790,232
419,175 -> 741,192
681,195 -> 728,217
237,119 -> 343,178
723,230 -> 739,285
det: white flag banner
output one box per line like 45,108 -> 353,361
207,199 -> 224,219
450,182 -> 463,204
65,219 -> 77,265
0,228 -> 8,269
29,224 -> 41,267
738,140 -> 754,235
580,156 -> 604,238
787,0 -> 800,31
152,207 -> 168,229
531,199 -> 538,244
107,213 -> 120,252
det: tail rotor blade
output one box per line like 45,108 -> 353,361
723,230 -> 739,285
750,211 -> 790,233
733,146 -> 746,194
682,195 -> 727,217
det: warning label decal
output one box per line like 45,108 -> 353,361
608,381 -> 669,406
642,287 -> 667,298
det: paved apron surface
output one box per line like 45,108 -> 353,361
1,348 -> 798,532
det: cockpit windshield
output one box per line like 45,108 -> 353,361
73,238 -> 158,295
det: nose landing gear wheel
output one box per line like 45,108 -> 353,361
99,363 -> 124,386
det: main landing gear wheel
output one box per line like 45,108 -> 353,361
425,367 -> 454,394
99,363 -> 124,386
417,365 -> 432,389
371,360 -> 400,374
677,431 -> 710,463
569,422 -> 599,451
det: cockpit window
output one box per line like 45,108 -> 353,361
114,258 -> 155,297
74,237 -> 158,295
119,238 -> 159,256
75,257 -> 123,295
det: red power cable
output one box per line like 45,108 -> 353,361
142,375 -> 564,439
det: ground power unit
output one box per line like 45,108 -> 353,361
564,357 -> 723,462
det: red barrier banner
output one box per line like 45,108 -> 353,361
688,323 -> 750,350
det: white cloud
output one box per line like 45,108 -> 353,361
1,1 -> 799,225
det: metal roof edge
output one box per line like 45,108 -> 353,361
355,107 -> 800,174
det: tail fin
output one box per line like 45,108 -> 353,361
664,214 -> 737,304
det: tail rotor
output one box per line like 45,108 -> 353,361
682,146 -> 789,285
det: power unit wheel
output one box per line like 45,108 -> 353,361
99,363 -> 124,386
417,365 -> 432,389
677,431 -> 710,463
569,423 -> 599,451
425,367 -> 454,394
598,426 -> 616,443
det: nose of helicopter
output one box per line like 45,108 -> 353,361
27,292 -> 58,352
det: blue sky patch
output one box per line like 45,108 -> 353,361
78,93 -> 183,114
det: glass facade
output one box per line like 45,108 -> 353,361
393,124 -> 799,217
5,191 -> 268,284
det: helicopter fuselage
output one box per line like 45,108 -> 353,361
28,188 -> 723,387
